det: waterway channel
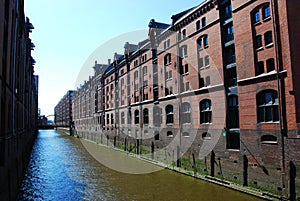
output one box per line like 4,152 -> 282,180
18,130 -> 263,201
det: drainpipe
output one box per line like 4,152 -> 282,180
270,0 -> 286,196
176,29 -> 182,167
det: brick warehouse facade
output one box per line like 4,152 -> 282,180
0,0 -> 38,200
54,90 -> 74,131
61,0 -> 300,199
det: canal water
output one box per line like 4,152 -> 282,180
18,130 -> 262,201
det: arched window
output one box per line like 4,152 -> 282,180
227,95 -> 239,128
167,131 -> 173,138
262,5 -> 270,19
134,110 -> 139,124
253,10 -> 260,23
143,108 -> 149,124
200,99 -> 212,124
166,105 -> 174,124
257,90 -> 279,122
182,102 -> 191,124
197,37 -> 203,50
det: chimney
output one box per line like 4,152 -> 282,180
108,59 -> 111,65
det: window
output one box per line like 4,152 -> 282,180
121,69 -> 124,75
222,3 -> 232,20
199,57 -> 204,69
154,131 -> 160,140
226,132 -> 240,150
205,76 -> 211,86
263,6 -> 270,19
256,61 -> 264,75
143,66 -> 147,76
224,23 -> 234,43
166,105 -> 174,124
143,80 -> 148,88
164,54 -> 172,66
134,110 -> 139,124
183,132 -> 190,137
205,55 -> 210,67
196,20 -> 201,30
204,35 -> 208,47
184,64 -> 189,74
182,29 -> 186,39
182,102 -> 191,124
267,58 -> 275,72
254,10 -> 260,23
200,99 -> 212,124
111,114 -> 114,124
167,39 -> 170,48
264,31 -> 273,46
169,71 -> 172,79
127,111 -> 131,124
143,108 -> 149,124
197,37 -> 203,50
202,17 -> 206,27
185,82 -> 190,91
256,35 -> 263,49
106,114 -> 109,124
180,46 -> 188,58
121,112 -> 125,124
261,135 -> 277,143
167,131 -> 173,138
134,71 -> 138,79
257,90 -> 279,123
153,106 -> 161,126
227,95 -> 239,128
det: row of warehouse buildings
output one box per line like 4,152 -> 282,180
0,0 -> 38,200
55,0 -> 300,199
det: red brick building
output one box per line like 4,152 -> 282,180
0,0 -> 38,200
54,90 -> 74,131
71,0 -> 300,199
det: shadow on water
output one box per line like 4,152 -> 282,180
18,130 -> 263,201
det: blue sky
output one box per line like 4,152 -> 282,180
24,0 -> 204,118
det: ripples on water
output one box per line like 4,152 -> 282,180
18,130 -> 262,201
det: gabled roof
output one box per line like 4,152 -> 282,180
173,0 -> 210,26
148,19 -> 170,29
171,6 -> 197,24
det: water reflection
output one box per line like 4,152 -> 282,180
19,130 -> 262,201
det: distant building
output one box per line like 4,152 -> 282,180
38,115 -> 48,127
0,0 -> 38,200
65,0 -> 300,199
54,90 -> 74,132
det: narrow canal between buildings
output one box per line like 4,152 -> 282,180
18,130 -> 263,201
